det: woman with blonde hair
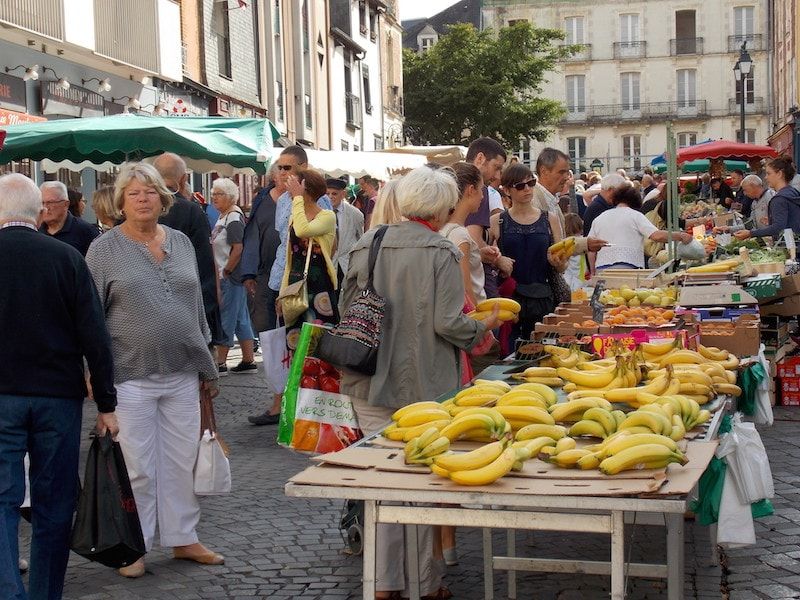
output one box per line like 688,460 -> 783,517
86,162 -> 222,578
368,178 -> 402,229
91,185 -> 118,231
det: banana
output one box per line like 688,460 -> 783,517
548,448 -> 592,468
434,440 -> 507,472
455,385 -> 506,400
599,444 -> 687,475
663,377 -> 681,396
549,352 -> 581,368
713,383 -> 742,397
416,426 -> 444,451
453,393 -> 503,407
452,407 -> 506,431
391,401 -> 444,422
659,350 -> 707,366
670,414 -> 686,441
397,408 -> 452,428
430,463 -> 451,478
400,420 -> 452,442
404,436 -> 420,458
697,344 -> 730,361
514,423 -> 568,441
686,394 -> 713,405
476,298 -> 521,314
556,367 -> 617,388
549,397 -> 613,422
634,391 -> 661,406
679,382 -> 713,396
639,403 -> 672,420
512,436 -> 558,456
468,309 -> 518,322
472,379 -> 512,392
695,409 -> 712,426
618,411 -> 672,436
448,447 -> 517,486
611,410 -> 627,428
569,419 -> 608,439
583,407 -> 617,436
675,370 -> 715,387
412,436 -> 450,460
724,370 -> 737,384
495,405 -> 555,425
576,452 -> 602,470
604,374 -> 669,403
640,340 -> 678,356
496,395 -> 549,410
521,376 -> 565,387
543,344 -> 572,358
567,389 -> 609,400
523,367 -> 559,378
555,437 -> 577,453
439,414 -> 496,441
514,383 -> 558,406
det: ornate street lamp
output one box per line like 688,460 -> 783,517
733,42 -> 753,143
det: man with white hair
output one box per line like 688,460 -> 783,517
38,181 -> 99,256
581,173 -> 628,236
641,174 -> 656,198
0,173 -> 118,599
741,174 -> 774,228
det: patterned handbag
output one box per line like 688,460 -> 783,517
316,226 -> 389,376
277,238 -> 314,326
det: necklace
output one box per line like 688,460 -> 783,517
123,225 -> 162,247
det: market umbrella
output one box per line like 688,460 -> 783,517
676,140 -> 778,164
652,159 -> 749,174
0,114 -> 280,175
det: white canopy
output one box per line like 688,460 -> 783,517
296,149 -> 427,179
382,145 -> 467,166
40,156 -> 269,176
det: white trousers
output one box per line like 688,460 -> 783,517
116,372 -> 201,551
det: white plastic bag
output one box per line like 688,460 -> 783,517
716,413 -> 774,504
194,430 -> 232,495
260,324 -> 290,395
677,239 -> 706,261
717,468 -> 756,548
754,344 -> 774,426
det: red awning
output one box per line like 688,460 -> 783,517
676,140 -> 779,164
0,109 -> 47,127
0,129 -> 5,150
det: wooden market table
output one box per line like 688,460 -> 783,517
285,408 -> 725,600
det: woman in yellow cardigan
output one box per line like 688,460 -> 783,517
280,168 -> 338,338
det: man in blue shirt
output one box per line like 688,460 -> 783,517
38,181 -> 99,256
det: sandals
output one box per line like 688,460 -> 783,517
396,587 -> 453,600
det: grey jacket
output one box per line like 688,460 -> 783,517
333,200 -> 365,277
339,222 -> 486,409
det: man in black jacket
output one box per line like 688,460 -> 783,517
153,153 -> 222,344
0,173 -> 118,599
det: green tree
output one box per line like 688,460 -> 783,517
403,22 -> 576,146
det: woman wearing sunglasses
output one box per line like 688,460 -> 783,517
490,163 -> 568,346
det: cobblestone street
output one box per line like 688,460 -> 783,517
17,353 -> 800,599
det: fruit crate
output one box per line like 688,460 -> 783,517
743,274 -> 781,299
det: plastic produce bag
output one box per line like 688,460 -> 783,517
715,413 -> 774,504
717,468 -> 756,548
690,456 -> 726,526
754,345 -> 774,426
677,238 -> 706,261
259,323 -> 290,395
278,322 -> 362,453
70,433 -> 145,568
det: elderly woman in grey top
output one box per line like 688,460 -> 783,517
85,162 -> 223,579
340,165 -> 501,600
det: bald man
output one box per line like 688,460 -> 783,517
153,153 -> 222,344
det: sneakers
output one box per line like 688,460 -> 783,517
248,412 -> 280,426
230,361 -> 258,374
217,364 -> 228,377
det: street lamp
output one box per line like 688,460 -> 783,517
733,42 -> 753,143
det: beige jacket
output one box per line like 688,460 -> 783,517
339,222 -> 486,409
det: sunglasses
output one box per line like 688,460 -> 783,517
511,178 -> 537,191
277,165 -> 293,171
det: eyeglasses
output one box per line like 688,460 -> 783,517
43,199 -> 68,208
511,178 -> 537,191
276,165 -> 293,171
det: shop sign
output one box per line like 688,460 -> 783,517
0,108 -> 46,126
41,82 -> 104,118
768,123 -> 793,155
159,90 -> 209,117
0,73 -> 27,113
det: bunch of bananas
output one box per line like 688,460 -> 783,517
617,403 -> 687,441
438,407 -> 509,442
558,355 -> 642,393
652,395 -> 712,431
432,435 -> 534,485
568,407 -> 626,439
595,433 -> 689,475
444,380 -> 510,412
514,366 -> 565,388
404,427 -> 451,465
542,437 -> 602,469
686,256 -> 742,274
549,397 -> 614,423
603,367 -> 680,405
537,345 -> 593,370
547,236 -> 576,262
467,298 -> 521,323
496,383 -> 557,410
384,402 -> 452,441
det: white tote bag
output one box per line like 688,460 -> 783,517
194,429 -> 231,495
260,324 -> 290,395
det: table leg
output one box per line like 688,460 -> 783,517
507,529 -> 517,600
363,500 -> 377,600
666,512 -> 685,600
483,528 -> 494,600
610,510 -> 625,600
406,525 -> 421,600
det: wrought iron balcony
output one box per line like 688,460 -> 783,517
670,37 -> 704,56
563,100 -> 708,124
728,34 -> 763,52
345,92 -> 362,129
561,44 -> 592,62
728,97 -> 766,115
613,41 -> 647,59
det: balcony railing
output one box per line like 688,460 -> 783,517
728,34 -> 763,52
345,92 -> 362,129
613,41 -> 647,59
728,97 -> 766,115
563,100 -> 708,124
561,43 -> 592,62
386,87 -> 403,115
0,0 -> 63,40
95,0 -> 160,72
670,37 -> 704,56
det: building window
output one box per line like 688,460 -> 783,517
622,135 -> 642,170
620,72 -> 640,110
674,10 -> 697,55
736,129 -> 757,143
302,0 -> 312,130
276,81 -> 284,122
736,67 -> 755,105
733,6 -> 754,39
517,137 -> 532,166
567,137 -> 587,170
302,0 -> 309,53
359,1 -> 367,35
677,132 -> 697,148
374,134 -> 383,150
564,16 -> 584,45
677,69 -> 697,108
620,13 -> 640,43
274,0 -> 280,35
565,75 -> 586,113
213,2 -> 232,78
304,94 -> 312,129
420,35 -> 436,53
363,65 -> 372,115
354,145 -> 360,151
273,0 -> 283,122
369,9 -> 377,42
342,140 -> 350,151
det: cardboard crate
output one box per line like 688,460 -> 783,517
781,390 -> 800,406
699,315 -> 761,357
778,357 -> 800,379
760,295 -> 800,317
781,376 -> 800,394
774,273 -> 800,300
679,284 -> 759,307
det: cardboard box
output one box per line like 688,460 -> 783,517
590,269 -> 674,290
699,315 -> 761,357
760,295 -> 800,317
775,273 -> 800,300
693,307 -> 761,321
778,357 -> 800,378
679,284 -> 759,307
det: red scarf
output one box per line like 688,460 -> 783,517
408,217 -> 437,232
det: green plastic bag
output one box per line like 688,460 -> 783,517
691,456 -> 727,526
752,499 -> 774,519
738,363 -> 765,416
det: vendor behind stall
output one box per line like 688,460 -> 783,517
735,157 -> 800,241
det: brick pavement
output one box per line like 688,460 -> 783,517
16,353 -> 800,599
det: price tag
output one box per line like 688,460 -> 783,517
692,225 -> 705,240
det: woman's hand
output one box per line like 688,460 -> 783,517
202,379 -> 220,399
734,230 -> 752,240
479,304 -> 503,331
286,175 -> 305,198
547,248 -> 569,270
496,255 -> 514,278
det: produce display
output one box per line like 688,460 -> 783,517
599,286 -> 678,308
603,306 -> 676,327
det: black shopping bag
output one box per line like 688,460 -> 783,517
70,432 -> 146,568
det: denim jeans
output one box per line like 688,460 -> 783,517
0,395 -> 82,600
219,278 -> 256,348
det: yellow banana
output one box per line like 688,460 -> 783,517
697,344 -> 730,361
604,374 -> 669,403
679,382 -> 713,396
512,436 -> 558,456
453,393 -> 503,407
569,419 -> 608,439
670,414 -> 686,441
496,395 -> 549,410
476,298 -> 521,314
611,410 -> 627,428
600,444 -> 687,475
695,409 -> 712,426
555,437 -> 577,453
556,367 -> 617,388
434,440 -> 507,472
452,407 -> 506,431
548,448 -> 592,468
404,436 -> 420,458
583,407 -> 617,436
567,389 -> 609,400
659,350 -> 707,366
473,379 -> 512,392
634,391 -> 661,406
383,424 -> 407,441
640,340 -> 678,356
639,403 -> 672,420
468,309 -> 517,322
512,383 -> 558,406
411,436 -> 450,460
523,367 -> 559,378
521,376 -> 565,387
724,370 -> 737,384
663,377 -> 681,396
439,414 -> 496,441
430,463 -> 450,478
577,452 -> 602,470
514,423 -> 568,441
401,420 -> 452,442
618,411 -> 672,436
713,383 -> 742,397
416,426 -> 444,450
543,345 -> 571,358
675,370 -> 714,387
549,353 -> 581,368
597,432 -> 678,458
392,401 -> 445,422
495,405 -> 555,425
448,447 -> 517,486
397,408 -> 452,428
